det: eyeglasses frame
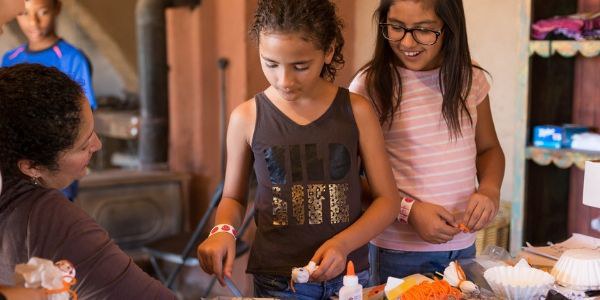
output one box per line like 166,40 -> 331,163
379,23 -> 443,46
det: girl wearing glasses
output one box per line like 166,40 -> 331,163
350,0 -> 505,282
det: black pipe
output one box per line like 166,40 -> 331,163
217,58 -> 229,179
135,0 -> 200,169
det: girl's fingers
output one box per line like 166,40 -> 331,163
473,207 -> 492,231
466,202 -> 484,230
310,247 -> 324,266
308,248 -> 325,278
312,248 -> 348,281
321,256 -> 343,281
311,253 -> 333,281
199,256 -> 208,274
212,252 -> 225,286
437,208 -> 457,227
224,244 -> 236,279
310,246 -> 323,278
198,251 -> 212,274
435,232 -> 455,243
463,199 -> 479,224
438,221 -> 461,236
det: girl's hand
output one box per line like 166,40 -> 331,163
462,189 -> 499,232
409,201 -> 461,244
309,238 -> 350,282
197,233 -> 236,286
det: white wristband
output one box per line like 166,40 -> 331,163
209,224 -> 238,239
398,197 -> 415,223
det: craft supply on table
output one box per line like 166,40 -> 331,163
483,259 -> 555,300
384,274 -> 431,300
291,261 -> 318,284
523,233 -> 600,261
339,261 -> 362,300
458,223 -> 470,233
14,257 -> 77,300
290,261 -> 319,293
442,261 -> 479,294
401,278 -> 462,300
551,248 -> 600,291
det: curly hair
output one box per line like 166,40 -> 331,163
0,64 -> 84,178
249,0 -> 345,82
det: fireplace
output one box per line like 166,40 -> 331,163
77,170 -> 190,250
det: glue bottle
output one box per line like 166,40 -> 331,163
339,260 -> 362,300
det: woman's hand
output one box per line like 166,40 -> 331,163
462,188 -> 499,232
0,287 -> 46,300
197,233 -> 236,286
309,238 -> 351,282
409,201 -> 461,244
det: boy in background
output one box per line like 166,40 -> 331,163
2,0 -> 97,201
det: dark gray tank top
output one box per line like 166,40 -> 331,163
247,87 -> 368,276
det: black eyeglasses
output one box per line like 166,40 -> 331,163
379,23 -> 443,45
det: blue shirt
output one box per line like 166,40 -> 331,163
2,39 -> 97,110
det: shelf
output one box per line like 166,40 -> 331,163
526,146 -> 600,169
529,40 -> 600,58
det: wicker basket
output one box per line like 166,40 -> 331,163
475,201 -> 511,254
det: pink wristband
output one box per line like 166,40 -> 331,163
398,197 -> 415,223
209,224 -> 238,239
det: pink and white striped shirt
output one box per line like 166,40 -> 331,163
350,66 -> 490,252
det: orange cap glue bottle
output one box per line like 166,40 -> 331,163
339,260 -> 362,300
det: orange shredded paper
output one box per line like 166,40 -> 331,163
45,277 -> 78,300
401,278 -> 462,300
458,223 -> 469,233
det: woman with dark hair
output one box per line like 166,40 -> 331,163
349,0 -> 505,282
0,4 -> 42,299
0,64 -> 175,299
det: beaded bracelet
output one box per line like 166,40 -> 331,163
398,197 -> 415,223
209,224 -> 238,239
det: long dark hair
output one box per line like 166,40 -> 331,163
359,0 -> 481,137
249,0 -> 345,82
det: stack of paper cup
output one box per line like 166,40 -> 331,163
484,259 -> 554,299
552,249 -> 600,290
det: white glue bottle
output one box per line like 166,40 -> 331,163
339,260 -> 362,300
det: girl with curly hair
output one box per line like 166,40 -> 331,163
196,0 -> 401,298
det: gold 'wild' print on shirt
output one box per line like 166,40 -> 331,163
308,184 -> 325,224
329,183 -> 350,224
292,185 -> 305,225
272,186 -> 288,226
